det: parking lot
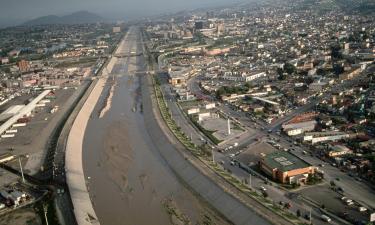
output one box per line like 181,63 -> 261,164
235,141 -> 278,167
0,167 -> 18,187
296,183 -> 370,223
0,88 -> 76,175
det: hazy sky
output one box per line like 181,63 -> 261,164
0,0 -> 234,26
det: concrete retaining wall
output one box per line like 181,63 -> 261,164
65,77 -> 105,225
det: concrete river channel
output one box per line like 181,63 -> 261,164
77,26 -> 274,225
81,27 -> 229,225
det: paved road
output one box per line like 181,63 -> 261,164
158,73 -> 207,146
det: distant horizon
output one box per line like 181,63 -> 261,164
0,0 -> 239,27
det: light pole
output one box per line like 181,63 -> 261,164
211,148 -> 215,163
18,157 -> 25,183
249,174 -> 252,188
43,204 -> 49,225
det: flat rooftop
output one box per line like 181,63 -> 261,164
262,151 -> 311,172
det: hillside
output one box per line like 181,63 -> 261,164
291,0 -> 375,14
23,11 -> 104,26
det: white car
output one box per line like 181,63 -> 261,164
321,215 -> 331,222
346,201 -> 354,206
358,206 -> 367,212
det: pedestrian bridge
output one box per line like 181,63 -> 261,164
114,52 -> 143,58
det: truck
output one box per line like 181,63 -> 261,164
1,134 -> 15,138
13,123 -> 26,127
5,129 -> 17,134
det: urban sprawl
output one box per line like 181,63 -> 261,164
0,0 -> 374,225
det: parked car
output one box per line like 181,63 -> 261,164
321,215 -> 331,222
358,206 -> 367,212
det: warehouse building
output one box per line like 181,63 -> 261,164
259,151 -> 315,184
282,112 -> 318,136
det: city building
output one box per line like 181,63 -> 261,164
282,112 -> 318,136
328,145 -> 352,158
194,21 -> 204,30
113,27 -> 121,33
303,131 -> 357,144
259,151 -> 315,184
168,67 -> 191,87
17,60 -> 30,72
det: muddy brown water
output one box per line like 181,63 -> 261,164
82,28 -> 228,225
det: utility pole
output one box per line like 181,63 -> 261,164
249,174 -> 252,188
18,157 -> 25,183
211,148 -> 215,163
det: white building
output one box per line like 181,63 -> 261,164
205,103 -> 216,109
222,71 -> 266,82
304,132 -> 350,144
188,108 -> 200,115
283,117 -> 317,136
